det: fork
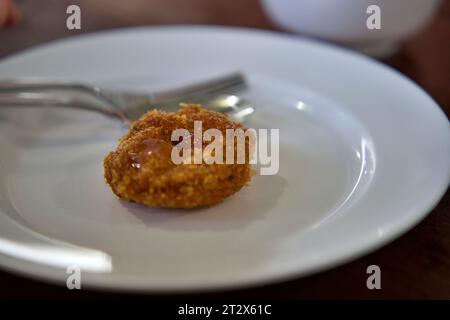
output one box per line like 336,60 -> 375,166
0,72 -> 254,124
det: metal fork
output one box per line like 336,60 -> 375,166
0,72 -> 254,124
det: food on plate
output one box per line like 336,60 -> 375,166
104,104 -> 253,208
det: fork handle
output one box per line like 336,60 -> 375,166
0,80 -> 101,95
0,92 -> 128,122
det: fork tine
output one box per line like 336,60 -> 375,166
151,72 -> 247,103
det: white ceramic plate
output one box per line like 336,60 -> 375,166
0,26 -> 448,292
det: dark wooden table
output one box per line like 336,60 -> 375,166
0,0 -> 449,299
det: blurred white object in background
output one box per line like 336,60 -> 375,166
261,0 -> 441,57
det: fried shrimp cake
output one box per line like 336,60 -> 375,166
104,104 -> 253,208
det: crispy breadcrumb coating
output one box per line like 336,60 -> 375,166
104,104 -> 253,208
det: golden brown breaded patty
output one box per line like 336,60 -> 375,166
104,104 -> 253,208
